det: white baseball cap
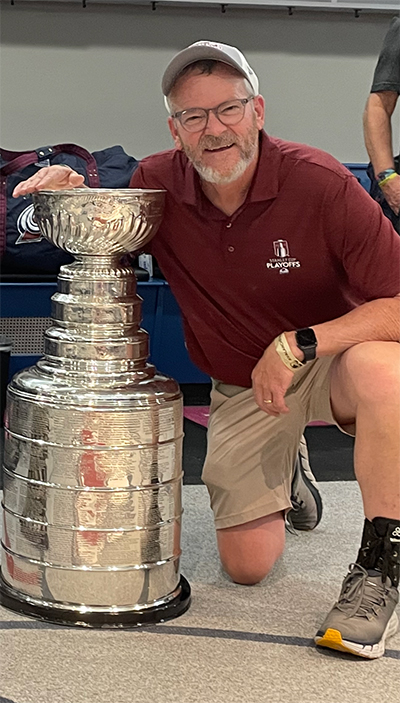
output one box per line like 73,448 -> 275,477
162,40 -> 259,101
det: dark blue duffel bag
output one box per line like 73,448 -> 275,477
0,143 -> 139,274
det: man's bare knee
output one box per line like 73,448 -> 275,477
216,512 -> 285,585
222,552 -> 282,585
337,342 -> 400,404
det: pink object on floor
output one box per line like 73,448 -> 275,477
183,406 -> 331,429
183,406 -> 210,427
308,421 -> 331,426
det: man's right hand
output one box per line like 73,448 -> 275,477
13,165 -> 85,198
380,173 -> 400,215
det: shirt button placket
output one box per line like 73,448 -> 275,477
222,220 -> 236,257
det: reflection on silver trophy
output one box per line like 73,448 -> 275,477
0,189 -> 191,627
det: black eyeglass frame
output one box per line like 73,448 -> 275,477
171,96 -> 255,133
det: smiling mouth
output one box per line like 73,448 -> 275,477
204,145 -> 235,153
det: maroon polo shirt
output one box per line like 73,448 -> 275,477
130,131 -> 400,387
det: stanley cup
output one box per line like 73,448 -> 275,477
0,189 -> 191,627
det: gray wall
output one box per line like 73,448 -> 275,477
1,3 -> 399,162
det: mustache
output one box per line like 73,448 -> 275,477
199,133 -> 237,150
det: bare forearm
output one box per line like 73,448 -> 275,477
363,93 -> 397,175
286,298 -> 400,361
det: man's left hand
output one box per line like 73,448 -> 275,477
251,341 -> 294,415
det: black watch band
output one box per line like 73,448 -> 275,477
295,327 -> 317,363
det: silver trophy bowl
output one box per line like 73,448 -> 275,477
32,188 -> 166,256
0,189 -> 191,627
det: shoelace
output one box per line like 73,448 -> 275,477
335,564 -> 390,620
285,496 -> 305,535
290,497 -> 305,512
359,528 -> 399,586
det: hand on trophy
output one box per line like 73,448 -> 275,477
13,165 -> 85,198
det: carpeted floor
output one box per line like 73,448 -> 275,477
2,384 -> 397,703
0,483 -> 399,703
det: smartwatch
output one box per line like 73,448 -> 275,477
295,327 -> 317,363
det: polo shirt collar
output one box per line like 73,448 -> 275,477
181,159 -> 201,207
181,130 -> 280,208
248,130 -> 280,203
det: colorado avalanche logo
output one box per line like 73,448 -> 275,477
15,204 -> 43,245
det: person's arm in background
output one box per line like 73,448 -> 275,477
364,91 -> 398,176
363,17 -> 400,215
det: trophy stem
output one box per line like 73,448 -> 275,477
60,253 -> 135,281
74,254 -> 123,267
42,254 -> 149,375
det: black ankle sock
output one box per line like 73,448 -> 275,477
357,517 -> 400,587
372,516 -> 400,538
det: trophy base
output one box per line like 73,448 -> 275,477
0,574 -> 191,629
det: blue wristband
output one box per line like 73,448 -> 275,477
376,168 -> 396,183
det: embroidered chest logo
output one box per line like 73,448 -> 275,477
266,240 -> 301,274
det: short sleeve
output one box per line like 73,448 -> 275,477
130,163 -> 154,189
371,18 -> 400,94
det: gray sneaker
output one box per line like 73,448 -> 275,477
286,436 -> 323,531
315,563 -> 399,659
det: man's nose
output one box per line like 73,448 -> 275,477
204,110 -> 228,135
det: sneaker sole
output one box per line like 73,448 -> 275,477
314,610 -> 399,659
289,465 -> 323,531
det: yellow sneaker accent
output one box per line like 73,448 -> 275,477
316,628 -> 355,654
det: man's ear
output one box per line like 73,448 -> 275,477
168,117 -> 183,150
253,95 -> 265,130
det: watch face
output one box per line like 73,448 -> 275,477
297,328 -> 317,347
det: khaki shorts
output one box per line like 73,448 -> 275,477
201,356 -> 355,530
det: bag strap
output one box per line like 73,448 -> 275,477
0,150 -> 41,175
0,144 -> 101,257
0,143 -> 101,187
50,144 -> 100,187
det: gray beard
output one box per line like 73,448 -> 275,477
181,122 -> 259,185
192,152 -> 255,184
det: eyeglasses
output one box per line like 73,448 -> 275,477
171,96 -> 255,133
